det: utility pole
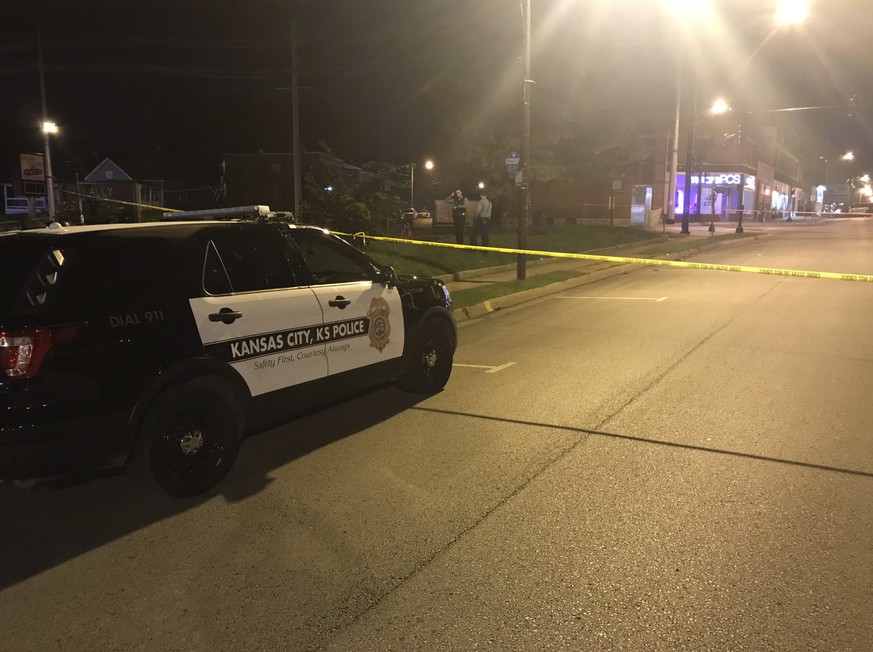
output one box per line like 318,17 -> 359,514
681,77 -> 696,234
667,72 -> 680,228
38,28 -> 56,220
518,0 -> 531,281
291,22 -> 302,220
410,163 -> 415,210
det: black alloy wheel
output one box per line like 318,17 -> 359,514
138,384 -> 241,498
396,319 -> 454,394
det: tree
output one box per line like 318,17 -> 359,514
302,148 -> 408,234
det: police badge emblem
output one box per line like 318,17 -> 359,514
367,297 -> 391,352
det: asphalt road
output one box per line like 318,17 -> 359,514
2,218 -> 872,651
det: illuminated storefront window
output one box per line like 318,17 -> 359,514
676,172 -> 756,216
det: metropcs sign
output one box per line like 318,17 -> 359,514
689,172 -> 756,190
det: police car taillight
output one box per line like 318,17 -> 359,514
0,326 -> 77,379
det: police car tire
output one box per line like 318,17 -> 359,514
396,318 -> 454,394
138,384 -> 241,498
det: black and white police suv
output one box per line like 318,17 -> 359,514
0,216 -> 456,497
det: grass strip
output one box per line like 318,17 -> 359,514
450,270 -> 585,309
361,225 -> 664,277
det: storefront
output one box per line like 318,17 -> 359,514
675,171 -> 756,220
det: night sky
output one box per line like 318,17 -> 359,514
2,0 -> 872,190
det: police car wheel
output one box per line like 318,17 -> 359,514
138,384 -> 241,498
396,319 -> 454,394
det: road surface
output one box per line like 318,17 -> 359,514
2,218 -> 871,651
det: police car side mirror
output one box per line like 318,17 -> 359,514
376,265 -> 398,287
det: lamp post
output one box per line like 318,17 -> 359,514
408,159 -> 434,213
37,28 -> 56,220
41,121 -> 57,220
680,86 -> 697,235
409,163 -> 414,210
666,0 -> 808,234
518,0 -> 532,281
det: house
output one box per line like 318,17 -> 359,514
79,158 -> 165,222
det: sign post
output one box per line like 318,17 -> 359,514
610,180 -> 622,227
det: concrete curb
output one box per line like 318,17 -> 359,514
451,231 -> 770,323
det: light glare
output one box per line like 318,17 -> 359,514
776,0 -> 809,26
710,98 -> 731,114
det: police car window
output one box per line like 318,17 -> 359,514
210,231 -> 298,293
52,236 -> 192,312
203,241 -> 232,295
294,235 -> 374,285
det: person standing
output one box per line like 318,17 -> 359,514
471,190 -> 492,246
447,189 -> 467,244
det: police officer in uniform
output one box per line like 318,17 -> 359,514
447,189 -> 467,244
471,190 -> 492,246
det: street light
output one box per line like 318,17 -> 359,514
680,96 -> 734,234
518,0 -> 532,281
41,120 -> 58,219
659,0 -> 716,234
710,97 -> 730,115
776,0 -> 810,26
668,2 -> 809,234
409,159 -> 434,211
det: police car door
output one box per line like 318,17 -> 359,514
188,226 -> 327,397
291,232 -> 404,377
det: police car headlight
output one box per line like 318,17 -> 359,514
442,285 -> 452,309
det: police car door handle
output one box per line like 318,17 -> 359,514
209,308 -> 243,324
328,296 -> 351,309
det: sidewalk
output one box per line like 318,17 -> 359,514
440,218 -> 817,321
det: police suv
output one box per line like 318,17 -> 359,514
0,214 -> 456,497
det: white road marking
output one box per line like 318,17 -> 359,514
486,362 -> 516,374
556,295 -> 669,302
454,362 -> 516,374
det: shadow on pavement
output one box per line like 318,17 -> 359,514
0,386 -> 425,590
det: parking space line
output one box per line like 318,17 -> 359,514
454,362 -> 516,374
486,362 -> 516,374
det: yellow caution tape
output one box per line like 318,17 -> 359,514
46,196 -> 869,284
339,232 -> 873,284
60,189 -> 182,213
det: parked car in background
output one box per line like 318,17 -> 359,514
847,203 -> 873,214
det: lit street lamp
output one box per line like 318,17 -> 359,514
409,159 -> 434,212
668,0 -> 808,234
41,120 -> 58,219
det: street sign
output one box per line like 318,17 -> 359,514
20,153 -> 45,183
505,151 -> 520,173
